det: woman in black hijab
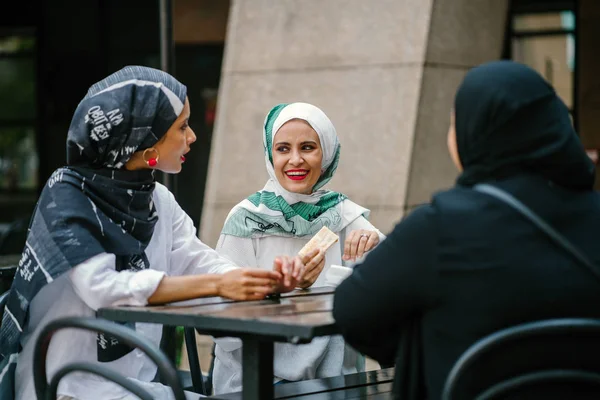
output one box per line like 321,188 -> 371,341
333,61 -> 600,399
452,60 -> 594,190
0,66 -> 307,400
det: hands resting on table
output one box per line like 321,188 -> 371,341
217,228 -> 382,300
219,236 -> 374,299
219,248 -> 320,300
148,248 -> 321,304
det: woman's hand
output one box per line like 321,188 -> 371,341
297,249 -> 326,289
216,268 -> 281,301
272,250 -> 316,292
343,229 -> 380,262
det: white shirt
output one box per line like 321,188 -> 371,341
15,183 -> 237,400
212,211 -> 385,394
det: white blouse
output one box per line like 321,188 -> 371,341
15,183 -> 237,400
212,210 -> 385,395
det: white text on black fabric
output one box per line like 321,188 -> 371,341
86,106 -> 125,141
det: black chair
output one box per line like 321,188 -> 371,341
474,370 -> 600,400
33,317 -> 186,400
442,318 -> 600,400
47,362 -> 155,400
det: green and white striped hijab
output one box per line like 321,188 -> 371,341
222,102 -> 369,238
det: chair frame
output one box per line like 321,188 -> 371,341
33,316 -> 186,400
475,369 -> 600,400
442,318 -> 600,400
48,361 -> 154,400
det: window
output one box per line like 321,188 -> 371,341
506,0 -> 578,131
510,11 -> 575,110
512,33 -> 573,108
0,29 -> 37,192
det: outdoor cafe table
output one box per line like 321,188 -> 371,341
98,287 -> 338,400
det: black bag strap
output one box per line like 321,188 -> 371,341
473,184 -> 600,285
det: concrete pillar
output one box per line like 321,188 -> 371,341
404,0 -> 509,212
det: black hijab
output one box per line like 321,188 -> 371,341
0,66 -> 187,380
455,60 -> 595,190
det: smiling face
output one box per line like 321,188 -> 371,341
154,97 -> 196,173
272,119 -> 323,194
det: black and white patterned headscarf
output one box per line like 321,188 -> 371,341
0,66 -> 187,398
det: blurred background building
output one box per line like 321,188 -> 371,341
0,0 -> 598,375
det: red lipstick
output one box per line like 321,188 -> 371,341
285,169 -> 308,181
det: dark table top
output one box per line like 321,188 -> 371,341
98,287 -> 339,343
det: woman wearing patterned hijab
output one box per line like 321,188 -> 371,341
212,102 -> 385,394
0,66 -> 305,400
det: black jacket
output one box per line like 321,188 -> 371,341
333,174 -> 600,399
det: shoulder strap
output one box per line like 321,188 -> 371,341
473,183 -> 600,284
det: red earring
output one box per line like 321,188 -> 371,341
143,148 -> 160,167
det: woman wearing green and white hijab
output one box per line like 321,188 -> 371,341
213,102 -> 385,394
